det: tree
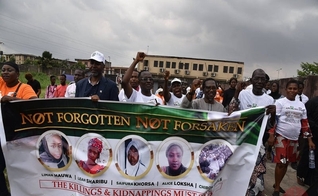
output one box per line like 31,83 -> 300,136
24,57 -> 33,65
297,62 -> 318,76
73,61 -> 85,69
41,51 -> 53,69
9,55 -> 16,63
0,56 -> 5,63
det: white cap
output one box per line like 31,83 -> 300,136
171,78 -> 181,84
90,51 -> 105,64
155,88 -> 163,95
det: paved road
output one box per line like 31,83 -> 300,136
264,162 -> 308,196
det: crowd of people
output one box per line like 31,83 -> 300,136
199,144 -> 233,180
1,51 -> 318,196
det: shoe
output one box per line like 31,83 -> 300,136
297,176 -> 305,186
272,184 -> 285,193
272,191 -> 280,196
291,162 -> 297,170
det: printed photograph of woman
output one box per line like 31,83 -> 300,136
116,136 -> 152,179
161,142 -> 187,176
39,132 -> 70,169
77,138 -> 105,174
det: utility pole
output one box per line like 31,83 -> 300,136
277,68 -> 282,79
0,42 -> 4,61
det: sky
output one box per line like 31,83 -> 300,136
1,0 -> 318,80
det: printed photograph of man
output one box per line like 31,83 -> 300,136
38,131 -> 71,170
116,137 -> 152,179
198,140 -> 233,181
74,133 -> 111,176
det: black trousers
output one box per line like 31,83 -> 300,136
297,138 -> 318,186
0,143 -> 10,195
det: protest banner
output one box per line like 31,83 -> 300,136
0,99 -> 267,196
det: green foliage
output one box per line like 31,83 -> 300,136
24,57 -> 33,65
73,61 -> 85,69
9,55 -> 16,63
4,169 -> 10,192
41,51 -> 53,69
19,71 -> 51,98
0,56 -> 5,63
297,62 -> 318,76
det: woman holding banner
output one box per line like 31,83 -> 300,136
1,62 -> 37,196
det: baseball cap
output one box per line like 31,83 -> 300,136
90,51 -> 105,64
171,78 -> 181,84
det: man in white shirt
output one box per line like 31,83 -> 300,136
118,69 -> 140,101
121,52 -> 163,105
238,69 -> 276,196
295,81 -> 309,104
163,71 -> 185,107
65,69 -> 84,98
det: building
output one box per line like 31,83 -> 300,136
3,53 -> 37,65
137,54 -> 244,89
75,58 -> 112,72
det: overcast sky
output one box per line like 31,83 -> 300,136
1,0 -> 318,79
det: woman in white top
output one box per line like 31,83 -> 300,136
268,80 -> 315,196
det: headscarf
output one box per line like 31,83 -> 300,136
4,61 -> 19,72
40,133 -> 67,168
125,140 -> 146,176
269,82 -> 282,100
88,138 -> 103,153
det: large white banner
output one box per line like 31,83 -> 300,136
0,99 -> 267,196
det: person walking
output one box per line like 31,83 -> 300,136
268,80 -> 315,196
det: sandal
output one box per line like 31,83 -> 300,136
272,184 -> 285,193
297,176 -> 305,186
272,191 -> 280,196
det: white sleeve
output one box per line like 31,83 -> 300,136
118,89 -> 125,102
64,85 -> 71,98
125,89 -> 137,103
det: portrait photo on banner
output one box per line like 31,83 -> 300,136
115,135 -> 153,180
36,130 -> 72,171
74,133 -> 112,177
156,137 -> 194,179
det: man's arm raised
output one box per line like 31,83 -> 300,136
121,52 -> 145,99
163,70 -> 171,102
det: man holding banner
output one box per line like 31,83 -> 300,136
234,69 -> 276,196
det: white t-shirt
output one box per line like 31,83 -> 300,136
295,93 -> 309,104
239,89 -> 274,110
65,83 -> 76,98
118,87 -> 140,102
275,97 -> 307,140
125,89 -> 163,105
166,93 -> 185,107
